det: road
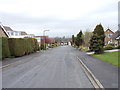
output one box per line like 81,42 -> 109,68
73,49 -> 118,88
2,46 -> 93,88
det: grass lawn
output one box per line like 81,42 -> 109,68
92,51 -> 120,67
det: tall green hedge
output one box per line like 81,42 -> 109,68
9,38 -> 39,57
1,37 -> 39,59
2,37 -> 10,59
0,38 -> 2,60
9,38 -> 26,56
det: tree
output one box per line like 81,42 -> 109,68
89,34 -> 104,54
93,24 -> 105,45
83,30 -> 93,48
72,35 -> 75,45
75,30 -> 83,47
89,24 -> 105,54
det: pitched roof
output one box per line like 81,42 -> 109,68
105,28 -> 114,33
112,30 -> 120,40
3,26 -> 13,31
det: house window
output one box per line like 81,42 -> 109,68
15,33 -> 18,36
11,32 -> 14,36
107,34 -> 112,38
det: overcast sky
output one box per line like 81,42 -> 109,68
0,0 -> 119,37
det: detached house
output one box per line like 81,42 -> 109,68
105,28 -> 114,45
3,26 -> 35,38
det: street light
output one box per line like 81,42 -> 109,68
43,30 -> 50,36
43,30 -> 50,50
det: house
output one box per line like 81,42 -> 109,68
3,26 -> 35,38
0,24 -> 9,37
112,30 -> 120,46
35,36 -> 55,47
104,28 -> 114,45
3,26 -> 23,38
34,36 -> 41,46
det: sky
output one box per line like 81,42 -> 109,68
0,0 -> 119,37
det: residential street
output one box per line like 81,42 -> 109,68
2,46 -> 93,88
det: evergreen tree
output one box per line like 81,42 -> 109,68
89,34 -> 103,54
93,24 -> 105,45
75,30 -> 83,47
89,24 -> 105,54
72,35 -> 75,45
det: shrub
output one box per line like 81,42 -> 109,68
34,39 -> 40,51
115,45 -> 120,49
40,44 -> 46,50
2,37 -> 10,59
104,45 -> 115,50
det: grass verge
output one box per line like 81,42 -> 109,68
92,51 -> 120,67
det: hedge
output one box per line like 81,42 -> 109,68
9,38 -> 26,56
1,37 -> 39,59
2,37 -> 10,59
0,38 -> 1,60
104,45 -> 115,50
9,38 -> 39,57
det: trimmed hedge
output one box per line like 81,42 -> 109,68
0,38 -> 1,60
9,38 -> 26,56
2,37 -> 10,59
1,37 -> 39,59
9,38 -> 39,57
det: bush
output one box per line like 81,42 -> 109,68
115,45 -> 120,49
40,44 -> 46,50
2,37 -> 10,59
104,45 -> 115,50
34,39 -> 40,51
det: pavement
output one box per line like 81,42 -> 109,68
73,49 -> 119,88
86,49 -> 120,55
2,46 -> 93,88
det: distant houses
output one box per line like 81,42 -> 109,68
1,24 -> 119,47
34,36 -> 55,47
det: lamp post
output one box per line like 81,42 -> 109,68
43,30 -> 50,50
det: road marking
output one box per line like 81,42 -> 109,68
76,57 -> 105,90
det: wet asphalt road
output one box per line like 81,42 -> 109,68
2,46 -> 93,88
